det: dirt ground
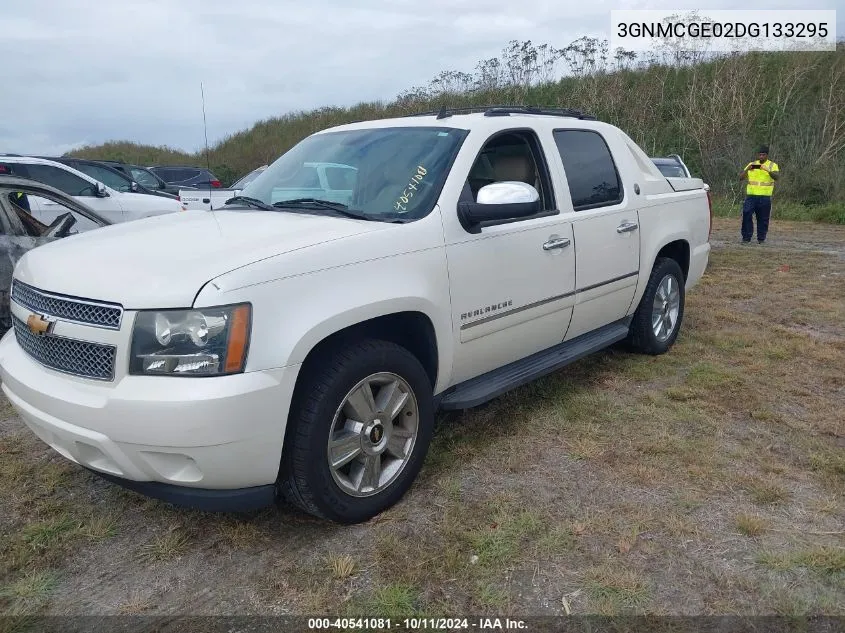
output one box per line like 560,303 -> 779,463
1,217 -> 843,618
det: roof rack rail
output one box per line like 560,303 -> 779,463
411,105 -> 596,121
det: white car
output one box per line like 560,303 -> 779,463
0,107 -> 711,524
0,156 -> 183,228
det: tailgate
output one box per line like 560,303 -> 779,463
179,189 -> 235,211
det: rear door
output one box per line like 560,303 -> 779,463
550,129 -> 640,341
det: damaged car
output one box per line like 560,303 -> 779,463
0,175 -> 110,333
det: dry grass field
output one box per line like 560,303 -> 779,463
1,218 -> 842,619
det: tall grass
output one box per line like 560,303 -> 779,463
71,42 -> 845,220
712,197 -> 845,224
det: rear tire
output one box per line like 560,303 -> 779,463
279,339 -> 434,524
626,257 -> 685,355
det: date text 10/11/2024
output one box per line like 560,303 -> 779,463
308,617 -> 528,630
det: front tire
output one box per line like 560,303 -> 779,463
626,257 -> 685,355
279,339 -> 434,524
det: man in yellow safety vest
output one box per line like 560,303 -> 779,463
739,145 -> 779,244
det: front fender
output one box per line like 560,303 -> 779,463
194,248 -> 455,394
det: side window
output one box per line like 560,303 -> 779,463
154,168 -> 186,183
464,130 -> 555,212
73,164 -> 129,192
553,130 -> 622,210
24,165 -> 95,197
0,163 -> 28,178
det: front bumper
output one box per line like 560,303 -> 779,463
85,469 -> 276,512
0,329 -> 300,502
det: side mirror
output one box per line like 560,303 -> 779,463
95,182 -> 109,197
458,181 -> 541,232
130,181 -> 139,192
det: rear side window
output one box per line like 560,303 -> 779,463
0,163 -> 26,177
24,165 -> 95,196
553,130 -> 623,210
154,168 -> 198,183
72,163 -> 130,192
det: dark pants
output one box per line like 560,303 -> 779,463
741,195 -> 771,242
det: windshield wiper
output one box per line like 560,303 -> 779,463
223,195 -> 275,211
273,198 -> 349,210
272,198 -> 374,221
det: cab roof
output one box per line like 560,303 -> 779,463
317,105 -> 617,136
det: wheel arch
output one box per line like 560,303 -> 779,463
654,239 -> 690,281
628,235 -> 691,315
294,309 -> 441,390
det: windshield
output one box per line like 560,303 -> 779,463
239,126 -> 467,220
231,166 -> 267,190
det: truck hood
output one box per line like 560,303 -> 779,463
13,209 -> 386,309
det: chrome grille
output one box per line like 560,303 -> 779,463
11,280 -> 122,329
12,317 -> 116,381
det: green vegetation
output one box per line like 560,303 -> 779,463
712,197 -> 845,224
70,39 -> 845,220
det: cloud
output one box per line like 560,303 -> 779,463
0,0 -> 841,156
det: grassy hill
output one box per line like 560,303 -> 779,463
71,41 -> 845,221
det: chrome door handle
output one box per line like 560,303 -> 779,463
617,221 -> 639,234
543,236 -> 571,251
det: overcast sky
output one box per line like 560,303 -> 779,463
2,0 -> 842,156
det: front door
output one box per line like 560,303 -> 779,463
443,129 -> 576,385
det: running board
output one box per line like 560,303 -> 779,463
438,319 -> 631,411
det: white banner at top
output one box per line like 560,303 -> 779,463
610,10 -> 837,53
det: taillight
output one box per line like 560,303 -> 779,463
706,190 -> 713,240
210,180 -> 222,188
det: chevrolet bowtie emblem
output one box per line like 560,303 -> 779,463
26,314 -> 53,336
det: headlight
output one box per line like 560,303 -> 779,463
130,304 -> 251,376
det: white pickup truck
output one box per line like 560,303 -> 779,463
0,107 -> 710,524
177,165 -> 267,212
